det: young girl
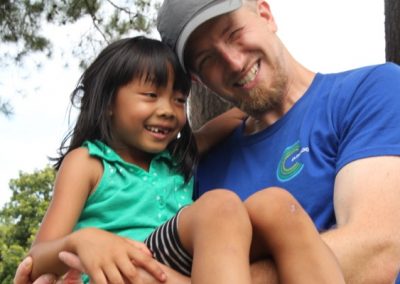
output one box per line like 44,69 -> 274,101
27,36 -> 252,284
26,36 -> 344,284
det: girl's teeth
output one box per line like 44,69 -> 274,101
147,126 -> 169,134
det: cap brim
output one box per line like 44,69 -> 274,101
176,0 -> 243,72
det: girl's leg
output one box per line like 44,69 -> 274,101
245,187 -> 345,284
178,189 -> 252,284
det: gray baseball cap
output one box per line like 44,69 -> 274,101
157,0 -> 243,71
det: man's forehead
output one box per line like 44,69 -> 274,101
158,0 -> 245,71
187,13 -> 232,49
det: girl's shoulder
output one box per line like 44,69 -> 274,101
64,147 -> 100,165
60,147 -> 103,189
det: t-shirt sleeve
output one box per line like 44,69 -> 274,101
336,63 -> 400,172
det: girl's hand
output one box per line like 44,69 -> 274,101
68,228 -> 166,284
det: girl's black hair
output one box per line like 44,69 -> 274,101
52,36 -> 198,181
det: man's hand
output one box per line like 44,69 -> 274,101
14,256 -> 57,284
55,270 -> 82,284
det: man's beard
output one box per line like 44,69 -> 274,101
237,72 -> 288,118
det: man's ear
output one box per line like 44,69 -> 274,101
257,0 -> 277,32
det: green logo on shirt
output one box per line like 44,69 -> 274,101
277,141 -> 309,182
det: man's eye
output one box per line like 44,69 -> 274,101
198,55 -> 212,72
229,28 -> 242,41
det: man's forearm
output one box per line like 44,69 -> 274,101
322,227 -> 400,283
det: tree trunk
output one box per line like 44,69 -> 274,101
385,0 -> 400,64
188,81 -> 233,130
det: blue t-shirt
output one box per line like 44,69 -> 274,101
195,63 -> 400,283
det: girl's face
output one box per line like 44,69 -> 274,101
110,72 -> 187,164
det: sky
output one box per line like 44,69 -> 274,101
0,0 -> 385,207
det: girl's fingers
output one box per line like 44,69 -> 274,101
128,250 -> 166,283
85,267 -> 107,284
115,257 -> 138,283
125,240 -> 152,257
102,263 -> 128,284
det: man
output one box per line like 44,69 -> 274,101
158,0 -> 400,282
14,0 -> 400,283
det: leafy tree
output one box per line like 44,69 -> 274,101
0,166 -> 55,284
1,0 -> 159,65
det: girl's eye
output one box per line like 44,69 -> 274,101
143,92 -> 157,98
175,96 -> 187,105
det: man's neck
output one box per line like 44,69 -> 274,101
244,64 -> 316,135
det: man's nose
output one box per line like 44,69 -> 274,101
219,45 -> 244,73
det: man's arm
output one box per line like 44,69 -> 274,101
322,156 -> 400,283
248,156 -> 400,284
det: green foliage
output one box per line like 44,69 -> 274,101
0,244 -> 25,284
0,0 -> 158,63
0,166 -> 55,284
0,0 -> 51,61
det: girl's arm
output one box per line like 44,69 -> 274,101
194,107 -> 247,155
28,148 -> 166,283
28,148 -> 100,280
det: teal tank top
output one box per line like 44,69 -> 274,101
74,140 -> 193,242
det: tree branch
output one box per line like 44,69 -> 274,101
84,0 -> 109,44
105,0 -> 134,16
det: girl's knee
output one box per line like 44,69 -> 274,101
196,189 -> 245,218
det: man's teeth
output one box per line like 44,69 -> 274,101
237,63 -> 259,86
146,126 -> 169,134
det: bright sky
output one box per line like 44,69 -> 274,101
0,0 -> 385,207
